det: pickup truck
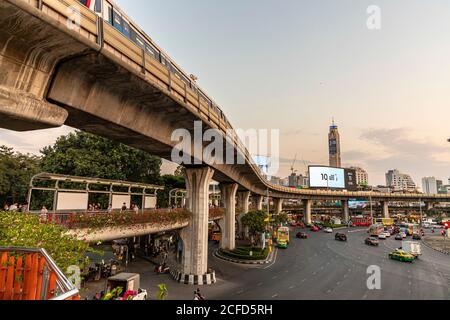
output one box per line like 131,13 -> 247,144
401,241 -> 422,258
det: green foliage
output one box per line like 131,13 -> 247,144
156,284 -> 168,300
67,209 -> 191,229
40,131 -> 162,184
0,145 -> 40,204
157,174 -> 186,208
272,213 -> 289,226
219,247 -> 269,261
0,212 -> 93,273
241,210 -> 268,235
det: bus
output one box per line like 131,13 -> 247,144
369,224 -> 384,236
399,223 -> 419,236
277,227 -> 290,249
352,216 -> 373,227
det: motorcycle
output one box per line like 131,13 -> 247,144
154,263 -> 170,274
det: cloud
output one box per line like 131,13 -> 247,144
350,127 -> 450,186
0,126 -> 75,155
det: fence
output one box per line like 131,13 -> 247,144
0,247 -> 79,300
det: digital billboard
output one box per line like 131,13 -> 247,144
308,166 -> 345,189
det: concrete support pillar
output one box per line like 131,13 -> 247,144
342,200 -> 349,223
180,167 -> 214,276
381,201 -> 389,219
236,191 -> 251,236
255,195 -> 264,211
303,199 -> 312,225
219,183 -> 239,250
274,198 -> 283,214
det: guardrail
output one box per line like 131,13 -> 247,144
0,247 -> 79,300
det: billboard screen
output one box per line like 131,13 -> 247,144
309,166 -> 345,189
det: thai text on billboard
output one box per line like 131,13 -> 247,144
309,166 -> 345,189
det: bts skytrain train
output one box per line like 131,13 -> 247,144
77,0 -> 228,125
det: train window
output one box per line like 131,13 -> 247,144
94,0 -> 102,13
122,18 -> 130,38
145,43 -> 156,58
103,1 -> 112,23
112,10 -> 122,32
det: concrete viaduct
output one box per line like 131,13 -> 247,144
1,0 -> 450,283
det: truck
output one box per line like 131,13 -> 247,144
401,241 -> 422,258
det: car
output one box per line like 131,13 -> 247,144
400,232 -> 407,239
412,234 -> 422,241
381,231 -> 391,238
395,234 -> 403,241
365,237 -> 379,246
324,227 -> 333,233
389,249 -> 414,263
311,226 -> 319,232
335,233 -> 347,242
296,232 -> 308,239
377,233 -> 387,240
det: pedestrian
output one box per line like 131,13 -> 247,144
9,203 -> 18,212
3,203 -> 8,211
107,204 -> 113,213
40,206 -> 48,222
121,203 -> 127,212
133,204 -> 139,213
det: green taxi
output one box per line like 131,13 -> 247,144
277,239 -> 288,249
389,249 -> 414,263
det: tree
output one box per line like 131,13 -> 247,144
0,212 -> 93,273
0,145 -> 40,205
157,174 -> 185,208
241,210 -> 268,246
40,131 -> 162,184
273,212 -> 289,226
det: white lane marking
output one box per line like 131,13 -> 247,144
257,282 -> 263,286
288,285 -> 295,289
362,293 -> 368,299
272,293 -> 278,298
301,278 -> 307,283
262,248 -> 279,270
237,289 -> 244,294
272,275 -> 278,279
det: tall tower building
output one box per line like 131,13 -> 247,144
328,119 -> 342,168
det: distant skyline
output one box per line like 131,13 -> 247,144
1,0 -> 450,187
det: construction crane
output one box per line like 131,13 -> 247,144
290,154 -> 297,175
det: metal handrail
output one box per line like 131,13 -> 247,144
0,247 -> 79,300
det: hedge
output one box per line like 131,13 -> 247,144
219,247 -> 269,261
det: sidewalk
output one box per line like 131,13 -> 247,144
423,235 -> 450,255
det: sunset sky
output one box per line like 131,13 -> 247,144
1,0 -> 450,187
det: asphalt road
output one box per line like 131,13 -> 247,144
204,228 -> 450,300
82,227 -> 450,300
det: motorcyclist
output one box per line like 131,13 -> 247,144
194,288 -> 205,300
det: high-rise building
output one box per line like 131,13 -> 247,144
348,166 -> 369,186
328,119 -> 341,168
422,177 -> 438,194
385,169 -> 416,192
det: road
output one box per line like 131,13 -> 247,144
82,227 -> 450,300
204,227 -> 450,300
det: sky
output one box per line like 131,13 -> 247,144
1,0 -> 450,188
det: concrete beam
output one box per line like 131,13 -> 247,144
220,183 -> 239,250
303,199 -> 312,224
180,167 -> 214,277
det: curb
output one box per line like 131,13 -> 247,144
170,269 -> 217,286
422,238 -> 450,256
213,248 -> 275,265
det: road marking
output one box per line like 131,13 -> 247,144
288,285 -> 295,289
257,282 -> 263,286
362,293 -> 368,299
272,293 -> 278,298
301,278 -> 307,283
312,272 -> 317,275
272,275 -> 278,279
326,289 -> 332,294
236,289 -> 244,294
336,281 -> 341,286
285,270 -> 289,273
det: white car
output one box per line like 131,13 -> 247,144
400,232 -> 407,239
382,232 -> 391,238
324,227 -> 333,233
378,233 -> 387,240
